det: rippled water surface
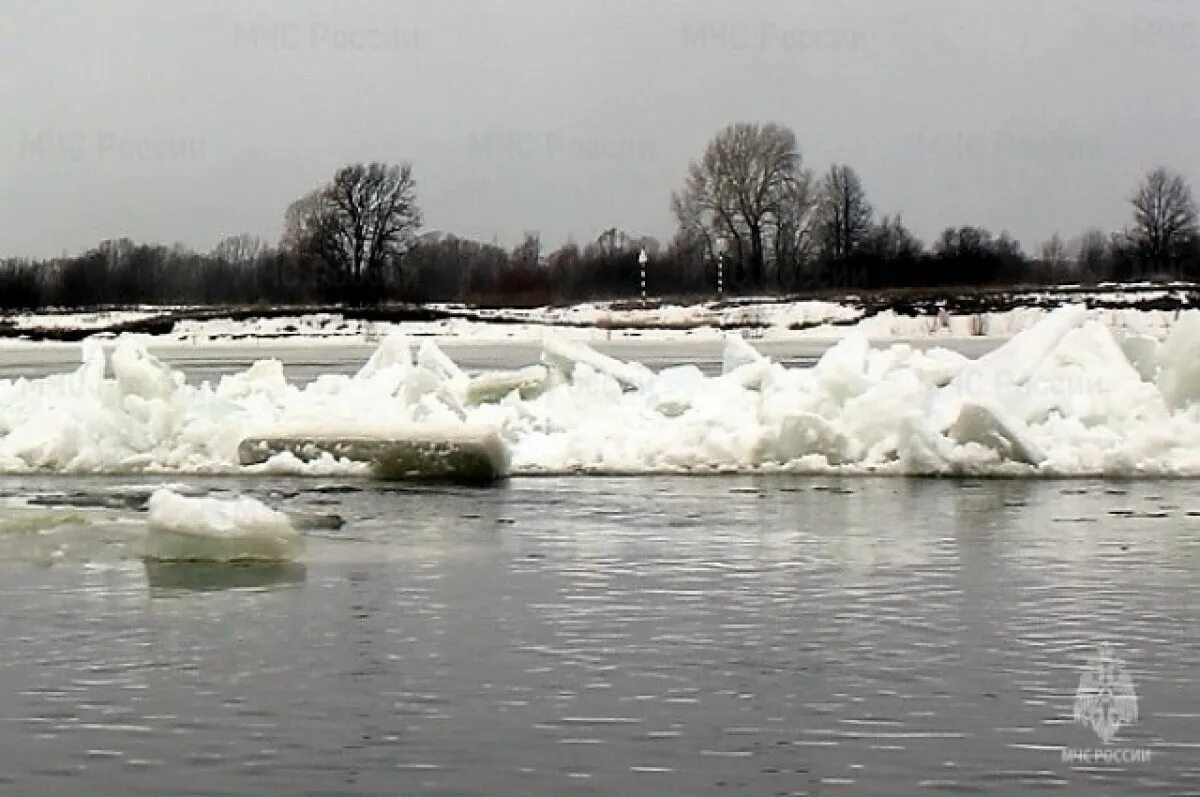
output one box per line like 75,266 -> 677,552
0,475 -> 1197,796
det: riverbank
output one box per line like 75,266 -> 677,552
2,283 -> 1196,345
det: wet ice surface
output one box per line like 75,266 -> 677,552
0,475 -> 1197,796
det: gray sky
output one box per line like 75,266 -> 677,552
3,0 -> 1198,258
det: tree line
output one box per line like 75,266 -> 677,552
2,121 -> 1198,310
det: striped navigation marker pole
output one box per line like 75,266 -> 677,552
639,248 -> 649,302
716,236 -> 729,299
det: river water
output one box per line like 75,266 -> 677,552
0,342 -> 1196,796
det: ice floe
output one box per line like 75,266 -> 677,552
144,489 -> 303,562
1,306 -> 1199,478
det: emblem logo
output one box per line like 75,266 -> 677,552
1073,644 -> 1138,744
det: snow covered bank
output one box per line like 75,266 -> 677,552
1,309 -> 162,332
5,285 -> 1194,346
2,306 -> 1200,478
129,302 -> 1194,344
144,489 -> 303,562
831,306 -> 1184,341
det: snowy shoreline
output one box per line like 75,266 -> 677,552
1,284 -> 1197,346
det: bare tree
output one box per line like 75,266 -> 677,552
814,165 -> 874,261
1039,233 -> 1067,264
212,233 -> 269,265
284,163 -> 422,291
1129,167 -> 1198,272
1039,233 -> 1070,281
935,226 -> 993,259
671,122 -> 809,288
1075,229 -> 1111,281
282,189 -> 326,252
862,215 -> 922,262
587,228 -> 635,258
511,232 -> 541,267
769,176 -> 817,288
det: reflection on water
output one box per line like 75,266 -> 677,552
144,561 -> 307,594
0,475 -> 1196,795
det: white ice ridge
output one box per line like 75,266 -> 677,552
145,489 -> 303,562
2,305 -> 1200,477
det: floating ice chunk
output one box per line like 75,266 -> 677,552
720,359 -> 772,391
838,367 -> 927,459
411,341 -> 472,417
972,304 -> 1087,387
722,334 -> 766,375
1157,312 -> 1200,410
948,401 -> 1046,466
542,338 -> 654,390
812,333 -> 871,405
0,505 -> 127,564
910,347 -> 969,388
466,365 -> 549,405
216,359 -> 290,403
760,412 -> 854,466
371,427 -> 509,481
393,365 -> 443,407
1031,322 -> 1166,426
926,310 -> 1087,432
356,332 -> 413,380
238,424 -> 510,483
417,340 -> 469,391
647,365 -> 706,417
75,339 -> 108,394
896,414 -> 956,474
0,507 -> 87,535
1113,331 -> 1160,385
111,339 -> 183,400
145,489 -> 303,562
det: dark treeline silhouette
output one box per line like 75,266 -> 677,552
2,124 -> 1198,311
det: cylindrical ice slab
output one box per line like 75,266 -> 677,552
237,428 -> 510,483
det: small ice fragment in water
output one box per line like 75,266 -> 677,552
144,489 -> 303,562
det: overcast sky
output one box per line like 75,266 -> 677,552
3,0 -> 1198,258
